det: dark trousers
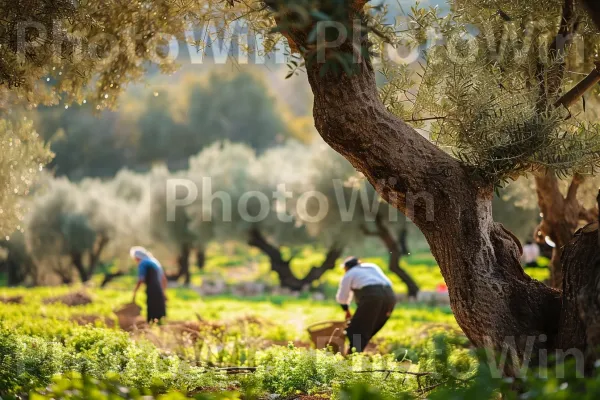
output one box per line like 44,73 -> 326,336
346,285 -> 396,353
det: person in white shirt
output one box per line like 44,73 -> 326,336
522,240 -> 541,267
336,256 -> 396,353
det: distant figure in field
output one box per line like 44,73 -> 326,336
336,256 -> 396,353
522,240 -> 541,268
130,246 -> 167,323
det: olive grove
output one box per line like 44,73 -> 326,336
3,0 -> 600,379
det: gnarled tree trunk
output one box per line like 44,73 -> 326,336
71,251 -> 89,283
397,225 -> 409,256
178,242 -> 191,285
196,248 -> 205,270
167,242 -> 192,284
70,236 -> 109,283
268,0 -> 600,376
271,3 -> 561,369
556,223 -> 600,366
248,228 -> 343,291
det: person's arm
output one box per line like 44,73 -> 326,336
133,279 -> 143,303
133,261 -> 146,303
336,274 -> 354,319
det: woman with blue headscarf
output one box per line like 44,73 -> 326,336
130,246 -> 167,323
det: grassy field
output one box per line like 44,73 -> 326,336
0,251 -> 552,399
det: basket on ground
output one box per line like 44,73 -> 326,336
307,320 -> 347,354
114,303 -> 142,331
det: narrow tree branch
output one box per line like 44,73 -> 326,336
554,62 -> 600,109
353,370 -> 432,376
566,173 -> 585,202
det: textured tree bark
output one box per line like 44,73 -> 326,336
268,0 -> 600,374
534,172 -> 587,288
556,222 -> 600,371
268,2 -> 562,364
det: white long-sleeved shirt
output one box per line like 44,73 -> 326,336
336,263 -> 393,305
522,244 -> 540,264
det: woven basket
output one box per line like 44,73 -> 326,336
307,320 -> 347,354
114,303 -> 142,330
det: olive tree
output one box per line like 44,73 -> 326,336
25,176 -> 139,283
7,0 -> 600,375
209,0 -> 600,374
186,141 -> 343,290
0,0 -> 201,234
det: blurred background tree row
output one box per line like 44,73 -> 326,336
33,69 -> 315,180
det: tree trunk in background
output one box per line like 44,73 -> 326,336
248,229 -> 343,291
300,245 -> 344,285
398,226 -> 410,256
87,236 -> 109,281
535,172 -> 594,288
6,259 -> 24,286
248,228 -> 303,290
373,214 -> 419,298
196,248 -> 205,270
71,252 -> 90,283
101,271 -> 125,288
178,242 -> 191,286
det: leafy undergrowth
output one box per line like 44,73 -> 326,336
0,265 -> 575,400
0,285 -> 470,399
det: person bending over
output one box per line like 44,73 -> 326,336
131,246 -> 167,323
336,256 -> 396,353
